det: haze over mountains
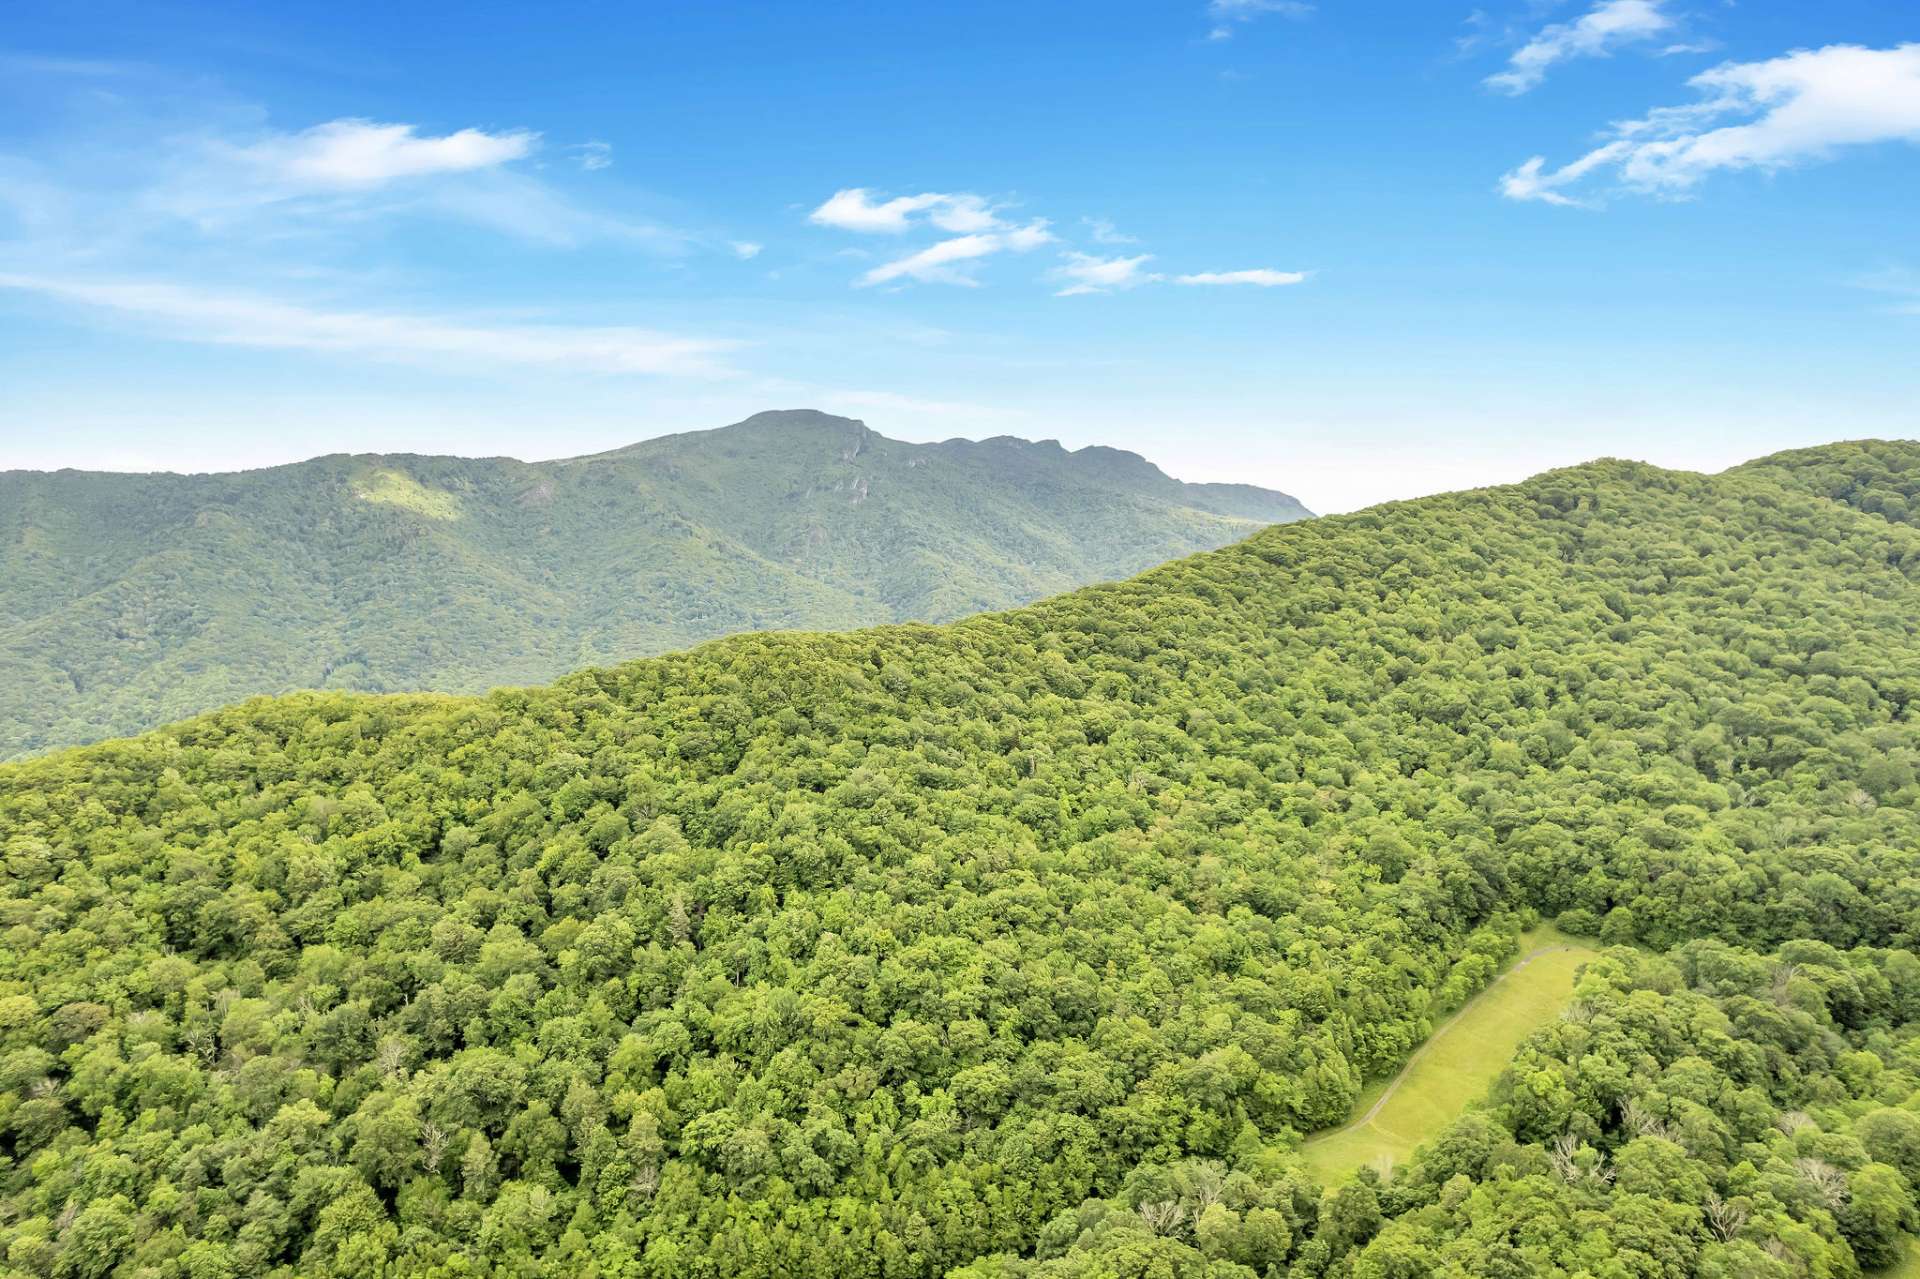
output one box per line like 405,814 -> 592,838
0,409 -> 1309,757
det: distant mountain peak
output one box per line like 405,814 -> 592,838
737,408 -> 866,428
0,411 -> 1311,755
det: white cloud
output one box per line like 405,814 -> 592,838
807,187 -> 1027,236
859,222 -> 1054,287
1175,269 -> 1307,286
730,240 -> 764,259
1049,252 -> 1157,296
1485,0 -> 1673,95
860,235 -> 1003,287
811,188 -> 939,233
1207,0 -> 1314,41
811,187 -> 1069,285
1500,43 -> 1920,205
1000,221 -> 1055,252
235,118 -> 539,187
0,273 -> 738,376
132,116 -> 687,251
1083,217 -> 1138,245
810,188 -> 947,233
1496,145 -> 1629,207
814,185 -> 1305,296
928,193 -> 1002,233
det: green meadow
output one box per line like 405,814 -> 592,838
1881,1237 -> 1920,1279
1302,926 -> 1600,1183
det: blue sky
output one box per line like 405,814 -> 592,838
1,1 -> 1915,512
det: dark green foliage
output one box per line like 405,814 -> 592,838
0,442 -> 1917,1277
0,410 -> 1310,756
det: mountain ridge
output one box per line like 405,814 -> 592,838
21,438 -> 1916,757
0,410 -> 1309,756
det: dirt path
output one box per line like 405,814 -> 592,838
1323,942 -> 1583,1139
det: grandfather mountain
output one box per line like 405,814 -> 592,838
0,410 -> 1309,755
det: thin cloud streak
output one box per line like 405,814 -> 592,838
1175,269 -> 1307,286
1049,252 -> 1157,296
1206,0 -> 1314,41
1486,0 -> 1673,95
233,118 -> 540,187
859,223 -> 1054,287
0,273 -> 741,376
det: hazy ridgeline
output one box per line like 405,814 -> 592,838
0,410 -> 1308,757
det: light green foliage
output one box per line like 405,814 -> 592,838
0,443 -> 1917,1277
1734,438 -> 1920,528
353,469 -> 462,521
1300,928 -> 1600,1185
0,410 -> 1309,756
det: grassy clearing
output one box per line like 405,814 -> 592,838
1300,925 -> 1600,1184
1879,1236 -> 1920,1278
354,468 -> 463,520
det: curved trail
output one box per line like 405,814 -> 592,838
1300,933 -> 1597,1181
1343,943 -> 1579,1132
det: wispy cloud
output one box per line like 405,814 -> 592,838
813,187 -> 1055,286
232,118 -> 539,187
394,172 -> 691,250
808,187 -> 1014,235
1206,0 -> 1314,41
100,113 -> 697,252
1486,0 -> 1673,95
1175,269 -> 1307,286
1501,43 -> 1920,206
0,52 -> 139,77
0,273 -> 739,376
811,185 -> 1306,295
1049,252 -> 1157,296
1853,266 -> 1920,315
730,240 -> 764,259
1498,147 -> 1630,207
1045,255 -> 1308,296
860,223 -> 1053,287
573,141 -> 613,171
859,235 -> 1003,287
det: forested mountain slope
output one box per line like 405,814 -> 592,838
1,443 -> 1917,1278
0,410 -> 1308,757
1732,438 -> 1920,528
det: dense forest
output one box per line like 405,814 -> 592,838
0,410 -> 1308,757
0,440 -> 1916,1278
